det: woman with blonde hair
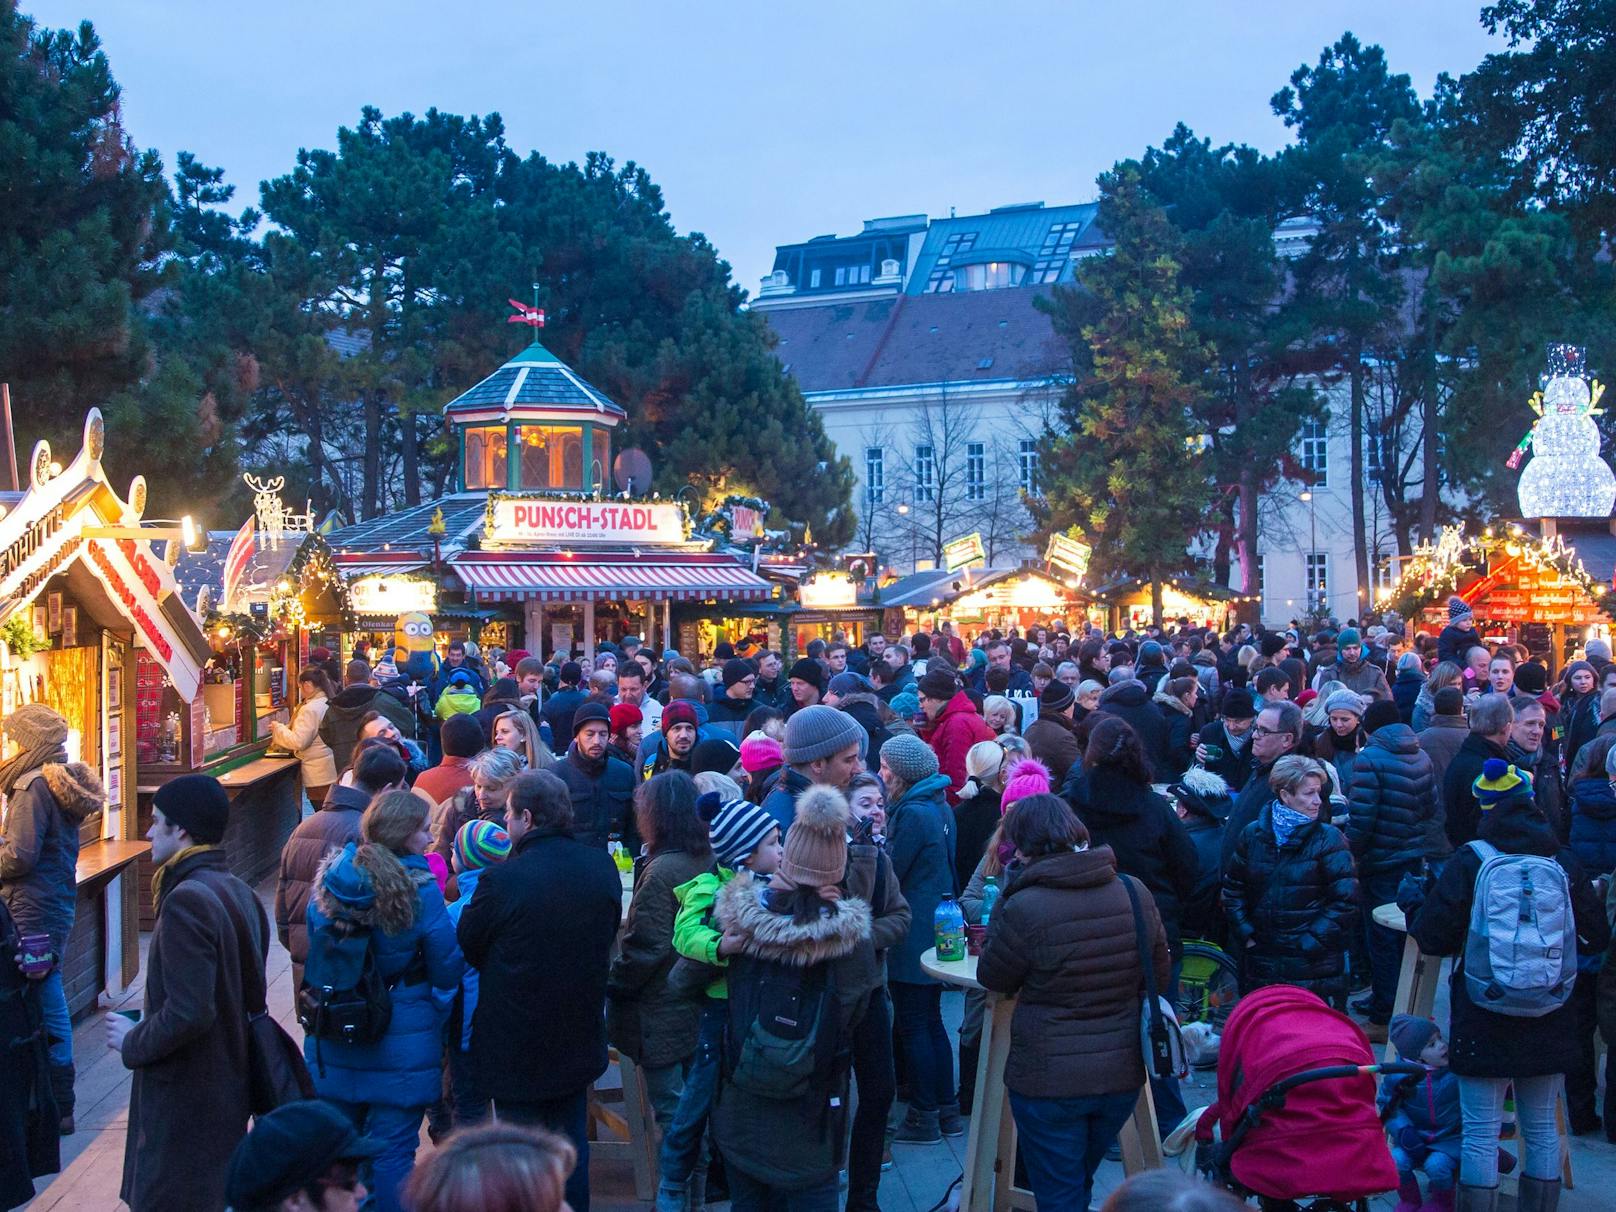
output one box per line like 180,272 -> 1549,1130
303,791 -> 464,1212
955,740 -> 1007,891
982,695 -> 1017,737
404,1123 -> 576,1212
1411,660 -> 1463,733
492,709 -> 553,771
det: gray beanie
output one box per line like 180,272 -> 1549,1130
1324,689 -> 1367,718
880,732 -> 939,786
1,703 -> 68,750
782,705 -> 865,766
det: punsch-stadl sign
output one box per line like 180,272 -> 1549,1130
487,497 -> 686,546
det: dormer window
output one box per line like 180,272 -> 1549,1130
954,261 -> 1025,291
464,427 -> 508,490
517,425 -> 586,490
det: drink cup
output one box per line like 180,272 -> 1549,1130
17,933 -> 52,978
1200,744 -> 1223,764
965,924 -> 988,956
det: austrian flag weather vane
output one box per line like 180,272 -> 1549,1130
508,286 -> 545,329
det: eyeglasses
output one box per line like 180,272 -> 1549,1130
1252,724 -> 1288,737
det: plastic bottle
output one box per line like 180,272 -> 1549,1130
935,894 -> 966,961
980,876 -> 1000,927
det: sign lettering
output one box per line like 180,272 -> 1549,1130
487,496 -> 687,547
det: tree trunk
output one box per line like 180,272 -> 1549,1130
400,408 -> 421,507
1237,460 -> 1261,625
362,390 -> 382,520
1419,292 -> 1440,544
1151,571 -> 1164,629
1349,350 -> 1370,619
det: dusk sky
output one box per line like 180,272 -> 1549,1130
33,1 -> 1506,295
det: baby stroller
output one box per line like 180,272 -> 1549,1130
1195,984 -> 1422,1210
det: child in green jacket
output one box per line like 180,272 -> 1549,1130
655,793 -> 783,1212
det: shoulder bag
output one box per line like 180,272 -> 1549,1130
1121,875 -> 1187,1082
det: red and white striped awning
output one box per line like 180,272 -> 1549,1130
452,552 -> 773,603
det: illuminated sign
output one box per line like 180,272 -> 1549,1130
349,575 -> 439,616
1045,533 -> 1092,582
486,496 -> 687,547
799,572 -> 858,610
942,533 -> 986,572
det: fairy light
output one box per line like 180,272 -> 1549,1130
1516,343 -> 1614,519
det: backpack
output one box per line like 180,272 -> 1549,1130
723,953 -> 848,1103
1462,839 -> 1577,1017
296,918 -> 423,1071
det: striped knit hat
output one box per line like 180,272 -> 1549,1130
697,791 -> 778,869
453,819 -> 512,872
1472,758 -> 1532,810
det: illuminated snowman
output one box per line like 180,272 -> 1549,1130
1514,344 -> 1615,519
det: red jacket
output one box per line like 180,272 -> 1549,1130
924,691 -> 996,804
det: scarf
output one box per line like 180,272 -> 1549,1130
152,843 -> 224,908
0,741 -> 68,797
1506,738 -> 1543,775
1224,727 -> 1251,755
1270,802 -> 1313,848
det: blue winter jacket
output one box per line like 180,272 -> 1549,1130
1568,776 -> 1616,880
885,771 -> 957,985
444,865 -> 487,1052
1378,1064 -> 1461,1163
304,844 -> 464,1107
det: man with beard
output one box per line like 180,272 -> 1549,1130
644,700 -> 701,779
826,672 -> 891,770
555,702 -> 636,850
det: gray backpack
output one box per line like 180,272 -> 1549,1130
1463,840 -> 1576,1017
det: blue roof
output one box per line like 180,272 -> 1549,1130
906,202 -> 1099,295
443,342 -> 626,418
327,495 -> 489,556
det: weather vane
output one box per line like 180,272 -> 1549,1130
508,283 -> 545,329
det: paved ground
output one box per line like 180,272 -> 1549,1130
22,871 -> 1616,1210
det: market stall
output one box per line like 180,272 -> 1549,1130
878,566 -> 1098,639
1093,576 -> 1242,634
329,339 -> 774,661
0,410 -> 211,1017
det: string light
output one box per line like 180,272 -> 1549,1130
1516,343 -> 1615,519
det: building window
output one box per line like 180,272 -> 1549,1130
1365,432 -> 1383,483
809,268 -> 821,289
1018,438 -> 1039,494
1375,553 -> 1398,594
955,261 -> 1026,292
966,442 -> 986,500
1299,418 -> 1329,486
1256,554 -> 1267,601
834,266 -> 847,287
463,425 -> 508,490
865,446 -> 884,504
516,425 -> 586,490
1306,552 -> 1329,607
925,231 -> 979,293
1033,220 -> 1084,283
914,444 -> 934,501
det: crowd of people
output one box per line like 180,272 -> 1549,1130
5,598 -> 1616,1210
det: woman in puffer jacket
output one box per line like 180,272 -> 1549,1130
1223,755 -> 1358,1005
304,791 -> 464,1212
1563,737 -> 1616,1137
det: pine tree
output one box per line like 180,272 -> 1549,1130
1037,168 -> 1214,626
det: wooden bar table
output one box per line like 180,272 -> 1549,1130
1371,903 -> 1442,1063
921,947 -> 1162,1212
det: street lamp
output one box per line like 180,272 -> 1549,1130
1299,489 -> 1318,615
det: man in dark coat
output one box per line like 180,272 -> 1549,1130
970,639 -> 1034,696
1094,678 -> 1171,781
1219,701 -> 1305,875
705,658 -> 759,738
826,673 -> 892,771
110,776 -> 265,1212
1194,687 -> 1258,791
1132,640 -> 1171,695
553,702 -> 637,850
458,770 -> 622,1212
321,660 -> 418,774
274,744 -> 406,987
540,661 -> 589,743
1442,693 -> 1514,850
1023,679 -> 1082,789
1346,700 -> 1435,1029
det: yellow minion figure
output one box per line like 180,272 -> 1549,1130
395,611 -> 440,684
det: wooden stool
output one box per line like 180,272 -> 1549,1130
589,1048 -> 658,1201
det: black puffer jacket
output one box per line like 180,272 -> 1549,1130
1223,802 -> 1359,995
1410,797 -> 1609,1079
555,743 -> 637,850
1345,723 -> 1435,874
1442,731 -> 1508,849
1068,766 -> 1198,952
1094,682 -> 1171,781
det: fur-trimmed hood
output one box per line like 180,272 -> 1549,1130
1153,690 -> 1193,716
41,761 -> 105,823
312,841 -> 427,935
713,874 -> 872,966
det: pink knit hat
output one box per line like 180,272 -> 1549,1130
739,730 -> 784,774
1001,758 -> 1053,810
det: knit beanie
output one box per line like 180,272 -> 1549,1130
572,701 -> 612,735
1260,633 -> 1288,658
826,671 -> 874,698
889,690 -> 921,719
1473,758 -> 1532,808
1,703 -> 68,750
1388,1014 -> 1439,1062
739,730 -> 783,774
787,658 -> 825,691
880,732 -> 939,785
1363,700 -> 1402,733
609,702 -> 642,734
1295,688 -> 1318,708
780,785 -> 850,888
1221,687 -> 1257,720
1514,661 -> 1548,696
1448,596 -> 1473,623
782,705 -> 865,765
152,774 -> 231,845
662,699 -> 701,736
722,658 -> 756,689
1324,689 -> 1367,718
1337,627 -> 1362,650
691,736 -> 741,776
1001,758 -> 1052,809
917,668 -> 958,701
453,819 -> 511,872
1139,640 -> 1165,665
715,641 -> 736,662
698,791 -> 778,869
1039,679 -> 1075,713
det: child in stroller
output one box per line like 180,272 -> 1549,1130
1195,985 -> 1421,1211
